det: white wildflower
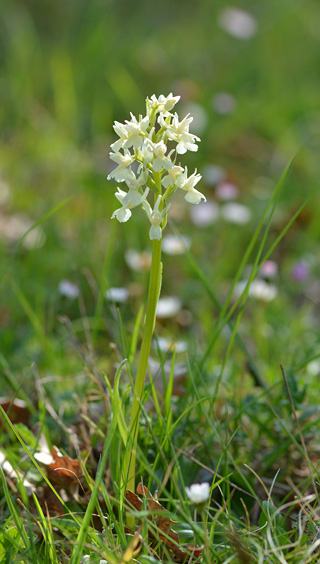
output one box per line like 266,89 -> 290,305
58,280 -> 79,299
125,248 -> 152,271
138,137 -> 154,165
218,7 -> 257,40
185,482 -> 210,505
154,336 -> 188,353
234,279 -> 278,302
122,187 -> 150,207
176,167 -> 206,204
110,121 -> 129,153
152,140 -> 173,172
108,150 -> 134,182
111,114 -> 149,152
111,187 -> 149,223
111,189 -> 132,222
156,295 -> 182,318
124,168 -> 149,190
123,113 -> 149,148
162,165 -> 184,189
105,287 -> 129,303
159,112 -> 200,154
147,93 -> 180,116
142,196 -> 171,240
162,234 -> 190,255
190,201 -> 219,226
221,202 -> 251,224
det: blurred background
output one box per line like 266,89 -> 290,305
1,0 -> 320,388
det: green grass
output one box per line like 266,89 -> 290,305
2,0 -> 320,562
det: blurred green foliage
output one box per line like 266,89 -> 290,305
1,0 -> 320,386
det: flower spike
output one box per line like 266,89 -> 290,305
109,93 -> 206,239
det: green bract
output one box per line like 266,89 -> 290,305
108,93 -> 206,240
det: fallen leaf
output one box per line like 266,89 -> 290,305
126,489 -> 143,511
126,483 -> 203,563
136,483 -> 179,551
47,446 -> 84,490
0,396 -> 31,429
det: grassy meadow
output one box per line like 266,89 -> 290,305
1,0 -> 320,562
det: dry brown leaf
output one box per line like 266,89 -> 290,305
0,396 -> 31,429
126,483 -> 203,563
47,446 -> 84,489
126,488 -> 143,511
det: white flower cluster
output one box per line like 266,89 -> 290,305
108,93 -> 206,241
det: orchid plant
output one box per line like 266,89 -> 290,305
108,94 -> 205,494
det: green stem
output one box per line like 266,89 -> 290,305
201,510 -> 211,564
126,237 -> 162,494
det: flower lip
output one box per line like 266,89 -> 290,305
185,482 -> 210,505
